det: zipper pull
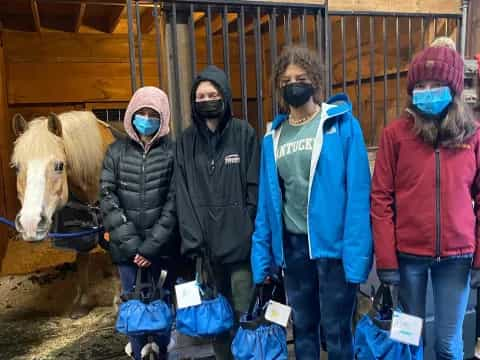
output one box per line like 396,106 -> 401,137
436,256 -> 441,263
142,153 -> 146,172
209,159 -> 215,173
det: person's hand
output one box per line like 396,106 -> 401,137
471,269 -> 480,288
134,254 -> 151,268
377,269 -> 400,286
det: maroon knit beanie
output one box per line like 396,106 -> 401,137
407,46 -> 464,95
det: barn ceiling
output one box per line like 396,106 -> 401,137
0,0 -> 154,34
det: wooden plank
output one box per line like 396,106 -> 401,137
0,154 -> 9,266
157,11 -> 169,91
3,31 -> 160,62
467,0 -> 480,56
30,0 -> 41,32
242,0 -> 325,4
329,0 -> 461,15
212,13 -> 238,36
0,38 -> 10,269
0,37 -> 9,151
74,2 -> 87,33
7,62 -> 161,104
140,7 -> 155,34
85,101 -> 127,110
106,5 -> 124,33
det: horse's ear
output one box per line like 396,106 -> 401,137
12,113 -> 28,137
47,113 -> 62,137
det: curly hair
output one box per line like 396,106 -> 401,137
273,45 -> 324,112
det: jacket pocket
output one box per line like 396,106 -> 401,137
205,204 -> 253,263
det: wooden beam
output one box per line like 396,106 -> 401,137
74,2 -> 87,33
30,0 -> 41,32
106,5 -> 124,33
0,34 -> 17,267
140,8 -> 155,34
467,0 -> 480,56
194,13 -> 205,23
244,14 -> 269,35
211,13 -> 238,36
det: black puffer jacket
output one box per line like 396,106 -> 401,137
100,87 -> 177,264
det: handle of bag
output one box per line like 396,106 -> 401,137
372,283 -> 393,311
246,285 -> 264,319
195,256 -> 218,298
132,268 -> 168,302
246,282 -> 281,320
367,284 -> 398,330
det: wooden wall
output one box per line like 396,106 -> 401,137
467,0 -> 480,56
0,32 -> 13,267
329,0 -> 460,14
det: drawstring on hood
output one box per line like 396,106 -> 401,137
124,86 -> 171,152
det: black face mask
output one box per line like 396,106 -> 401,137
195,99 -> 224,119
282,82 -> 314,108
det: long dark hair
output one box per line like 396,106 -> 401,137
407,96 -> 478,147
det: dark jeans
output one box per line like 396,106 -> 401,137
117,262 -> 171,360
398,254 -> 471,360
283,232 -> 357,360
212,261 -> 253,360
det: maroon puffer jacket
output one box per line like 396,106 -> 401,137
371,115 -> 480,270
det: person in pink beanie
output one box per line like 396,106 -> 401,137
372,37 -> 480,359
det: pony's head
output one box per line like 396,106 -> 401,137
11,113 -> 69,241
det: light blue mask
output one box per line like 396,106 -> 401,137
412,86 -> 452,116
133,114 -> 161,136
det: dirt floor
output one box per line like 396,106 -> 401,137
0,247 -> 125,360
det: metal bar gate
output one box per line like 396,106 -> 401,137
125,0 -> 462,147
126,0 -> 328,138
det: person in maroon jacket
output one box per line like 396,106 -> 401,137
372,37 -> 480,359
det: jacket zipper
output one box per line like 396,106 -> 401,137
140,151 -> 146,235
272,129 -> 286,268
435,148 -> 441,261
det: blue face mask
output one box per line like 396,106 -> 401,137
133,114 -> 161,136
412,86 -> 452,117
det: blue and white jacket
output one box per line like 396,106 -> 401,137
251,93 -> 373,284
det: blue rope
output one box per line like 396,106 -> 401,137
0,216 -> 104,239
0,217 -> 15,228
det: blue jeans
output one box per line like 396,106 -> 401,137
283,232 -> 357,360
118,263 -> 171,360
398,254 -> 471,360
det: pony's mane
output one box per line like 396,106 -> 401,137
12,111 -> 105,191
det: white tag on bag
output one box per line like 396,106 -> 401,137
175,281 -> 202,309
264,300 -> 292,328
389,310 -> 423,346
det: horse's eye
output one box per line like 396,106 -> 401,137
14,164 -> 20,174
54,161 -> 64,172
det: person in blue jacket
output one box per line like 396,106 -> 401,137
251,45 -> 373,359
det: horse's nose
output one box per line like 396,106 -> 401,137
14,213 -> 23,233
16,211 -> 49,241
38,212 -> 49,231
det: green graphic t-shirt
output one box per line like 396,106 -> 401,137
276,112 -> 321,234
